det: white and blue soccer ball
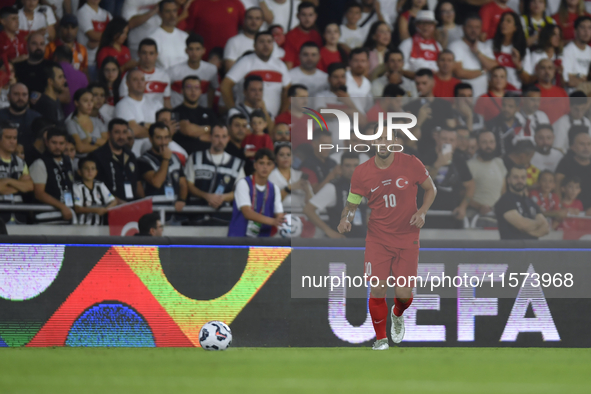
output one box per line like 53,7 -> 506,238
279,214 -> 303,238
199,321 -> 232,351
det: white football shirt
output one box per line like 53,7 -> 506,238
167,61 -> 219,108
77,4 -> 112,65
148,27 -> 189,69
119,68 -> 171,106
224,32 -> 285,62
288,67 -> 328,97
448,38 -> 495,98
121,0 -> 161,57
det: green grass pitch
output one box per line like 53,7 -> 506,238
0,348 -> 589,393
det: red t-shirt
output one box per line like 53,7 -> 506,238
186,0 -> 245,57
529,190 -> 561,212
474,92 -> 503,121
242,133 -> 274,156
562,199 -> 584,211
318,47 -> 342,72
552,12 -> 591,41
536,83 -> 570,124
480,2 -> 510,40
433,74 -> 460,99
0,30 -> 27,62
276,111 -> 309,149
96,45 -> 131,68
350,152 -> 429,247
283,27 -> 323,67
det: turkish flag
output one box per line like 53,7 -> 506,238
562,217 -> 591,240
108,198 -> 153,236
145,81 -> 168,93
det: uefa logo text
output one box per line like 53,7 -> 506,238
304,108 -> 418,153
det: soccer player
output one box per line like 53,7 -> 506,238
337,131 -> 437,350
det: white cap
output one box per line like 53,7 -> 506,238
415,10 -> 436,23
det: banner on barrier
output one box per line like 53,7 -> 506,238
108,198 -> 153,236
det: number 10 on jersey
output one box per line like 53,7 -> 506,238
383,194 -> 397,208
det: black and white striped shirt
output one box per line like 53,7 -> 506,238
73,180 -> 115,225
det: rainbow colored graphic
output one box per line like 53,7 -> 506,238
303,107 -> 328,131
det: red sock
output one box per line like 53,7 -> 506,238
369,298 -> 388,340
393,297 -> 413,317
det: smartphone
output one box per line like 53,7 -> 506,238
171,112 -> 179,122
442,143 -> 452,156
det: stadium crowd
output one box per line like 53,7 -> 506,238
0,0 -> 590,239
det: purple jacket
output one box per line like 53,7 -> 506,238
60,61 -> 89,117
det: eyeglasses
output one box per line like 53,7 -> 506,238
275,130 -> 290,136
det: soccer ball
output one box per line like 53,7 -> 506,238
199,321 -> 232,351
278,214 -> 303,238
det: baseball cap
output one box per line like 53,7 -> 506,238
60,14 -> 78,27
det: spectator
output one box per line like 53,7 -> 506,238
487,94 -> 525,155
530,24 -> 563,78
529,169 -> 563,227
269,23 -> 286,48
560,174 -> 584,213
370,49 -> 417,98
0,120 -> 33,225
228,148 -> 284,237
422,127 -> 474,228
522,0 -> 555,47
137,212 -> 164,236
89,83 -> 112,127
553,91 -> 591,152
318,23 -> 347,73
555,128 -> 591,211
273,123 -> 291,143
174,0 -> 192,31
562,15 -> 591,89
148,0 -> 188,70
224,7 -> 284,71
242,110 -> 274,160
155,107 -> 188,165
532,123 -> 564,171
23,117 -> 52,166
304,152 -> 365,238
0,6 -> 27,63
495,166 -> 549,239
474,66 -> 508,121
436,1 -> 463,48
53,45 -> 89,117
115,69 -> 163,156
168,33 -> 219,109
222,31 -> 291,118
455,127 -> 472,161
488,11 -> 534,91
363,21 -> 392,75
121,0 -> 160,59
30,61 -> 67,128
171,76 -> 217,155
0,83 -> 41,152
403,68 -> 455,157
467,130 -> 507,217
137,122 -> 187,210
186,0 -> 245,56
338,1 -> 365,51
88,118 -> 139,203
30,127 -> 75,223
300,130 -> 338,193
453,83 -> 485,133
397,0 -> 427,43
274,84 -> 308,147
433,50 -> 460,98
515,86 -> 550,146
535,58 -> 569,123
226,113 -> 252,175
186,123 -> 245,207
228,75 -> 275,130
96,17 -> 137,72
99,56 -> 122,107
64,135 -> 78,173
480,0 -> 512,41
45,14 -> 88,73
503,139 -> 540,187
260,0 -> 300,33
0,60 -> 16,109
119,38 -> 171,109
18,0 -> 56,42
14,32 -> 50,95
269,143 -> 311,213
399,10 -> 443,76
76,0 -> 112,69
284,2 -> 323,69
552,0 -> 587,42
346,48 -> 373,112
73,157 -> 117,225
449,15 -> 498,99
288,42 -> 328,97
66,88 -> 108,155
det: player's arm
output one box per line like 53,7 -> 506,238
410,176 -> 437,228
337,193 -> 361,234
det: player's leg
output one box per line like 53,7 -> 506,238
389,248 -> 419,343
364,243 -> 392,350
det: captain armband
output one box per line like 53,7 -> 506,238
346,192 -> 362,205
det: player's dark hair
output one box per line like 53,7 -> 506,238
186,32 -> 204,47
327,62 -> 346,76
138,212 -> 160,235
341,151 -> 359,165
244,74 -> 263,90
453,82 -> 473,97
415,68 -> 434,78
148,122 -> 170,138
254,148 -> 275,162
287,84 -> 308,97
108,118 -> 129,132
568,124 -> 590,147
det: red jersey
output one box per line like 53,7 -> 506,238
0,30 -> 27,62
242,133 -> 273,156
96,45 -> 131,68
318,47 -> 342,72
529,190 -> 560,212
474,92 -> 503,121
536,83 -> 569,124
186,0 -> 245,56
552,12 -> 590,41
283,27 -> 323,67
350,153 -> 430,248
480,2 -> 510,40
433,74 -> 460,99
